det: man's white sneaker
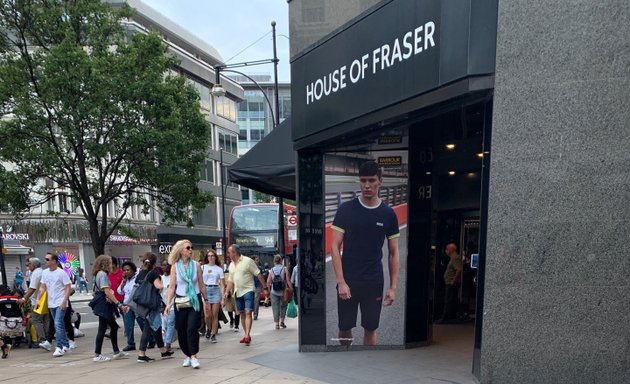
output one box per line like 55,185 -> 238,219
68,340 -> 77,349
112,351 -> 129,360
52,347 -> 65,357
39,340 -> 52,351
190,357 -> 200,369
93,354 -> 111,362
182,357 -> 191,367
62,346 -> 71,353
74,328 -> 85,337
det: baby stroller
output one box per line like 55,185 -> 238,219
0,296 -> 26,348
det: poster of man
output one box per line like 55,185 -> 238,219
325,147 -> 408,347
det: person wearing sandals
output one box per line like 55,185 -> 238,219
201,250 -> 225,343
91,255 -> 128,362
133,252 -> 174,363
267,255 -> 293,329
165,240 -> 209,369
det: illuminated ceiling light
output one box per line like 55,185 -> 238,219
448,170 -> 456,176
425,171 -> 431,175
468,172 -> 477,177
477,152 -> 484,158
445,143 -> 456,150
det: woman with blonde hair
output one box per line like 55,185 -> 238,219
91,254 -> 127,362
201,250 -> 225,343
165,240 -> 208,369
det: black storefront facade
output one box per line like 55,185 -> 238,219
292,0 -> 496,373
285,0 -> 630,383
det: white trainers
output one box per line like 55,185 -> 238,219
68,340 -> 77,349
182,357 -> 191,367
52,347 -> 65,357
112,351 -> 129,360
190,357 -> 200,369
93,354 -> 111,362
74,328 -> 85,337
62,346 -> 71,353
39,340 -> 52,351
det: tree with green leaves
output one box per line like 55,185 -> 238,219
0,0 -> 213,255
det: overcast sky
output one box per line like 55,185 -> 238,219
142,0 -> 291,82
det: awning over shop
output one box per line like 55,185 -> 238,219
2,239 -> 32,255
228,117 -> 296,200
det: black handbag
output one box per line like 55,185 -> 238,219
132,278 -> 161,311
89,290 -> 115,320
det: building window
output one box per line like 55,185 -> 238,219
200,160 -> 214,183
280,95 -> 291,121
186,77 -> 211,111
216,95 -> 237,122
250,129 -> 264,141
219,131 -> 238,155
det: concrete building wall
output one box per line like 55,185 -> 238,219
289,0 -> 383,57
482,1 -> 630,383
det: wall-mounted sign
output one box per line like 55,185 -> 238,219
378,136 -> 403,145
378,156 -> 403,167
1,233 -> 30,241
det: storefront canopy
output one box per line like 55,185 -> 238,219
227,117 -> 296,200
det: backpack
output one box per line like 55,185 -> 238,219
271,268 -> 285,291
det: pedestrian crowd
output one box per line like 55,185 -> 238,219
0,242 -> 298,370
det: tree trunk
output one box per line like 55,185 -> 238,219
88,216 -> 106,257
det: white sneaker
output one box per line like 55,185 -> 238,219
68,340 -> 77,349
74,328 -> 85,338
62,346 -> 71,353
112,351 -> 129,360
190,357 -> 200,369
52,347 -> 65,357
93,354 -> 111,362
39,340 -> 52,351
182,357 -> 191,367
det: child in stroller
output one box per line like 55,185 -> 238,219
1,286 -> 27,358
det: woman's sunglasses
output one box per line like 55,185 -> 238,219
185,246 -> 193,250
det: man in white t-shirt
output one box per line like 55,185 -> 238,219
18,257 -> 48,345
37,253 -> 71,357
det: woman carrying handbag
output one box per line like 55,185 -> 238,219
165,240 -> 208,369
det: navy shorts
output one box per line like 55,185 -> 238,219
235,291 -> 255,313
337,281 -> 384,331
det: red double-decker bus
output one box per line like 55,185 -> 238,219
227,203 -> 297,265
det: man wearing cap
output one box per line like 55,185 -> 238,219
18,257 -> 48,347
331,160 -> 400,346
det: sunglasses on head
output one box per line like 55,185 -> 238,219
185,246 -> 193,250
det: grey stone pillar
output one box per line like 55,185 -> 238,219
482,1 -> 630,383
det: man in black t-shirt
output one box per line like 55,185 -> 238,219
331,161 -> 400,346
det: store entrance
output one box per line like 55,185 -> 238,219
405,98 -> 491,372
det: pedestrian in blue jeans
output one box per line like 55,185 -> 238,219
37,253 -> 71,357
118,261 -> 139,351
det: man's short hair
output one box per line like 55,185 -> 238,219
229,244 -> 241,256
359,161 -> 382,178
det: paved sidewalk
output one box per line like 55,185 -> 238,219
0,303 -> 476,384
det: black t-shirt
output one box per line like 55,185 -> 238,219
332,198 -> 400,283
136,269 -> 160,288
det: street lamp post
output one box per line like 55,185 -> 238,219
211,21 -> 286,258
0,226 -> 6,286
219,148 -> 227,259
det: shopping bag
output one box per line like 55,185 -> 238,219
286,298 -> 298,318
33,291 -> 48,315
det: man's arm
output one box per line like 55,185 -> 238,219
331,229 -> 351,300
383,236 -> 400,306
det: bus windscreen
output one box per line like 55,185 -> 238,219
231,206 -> 278,232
